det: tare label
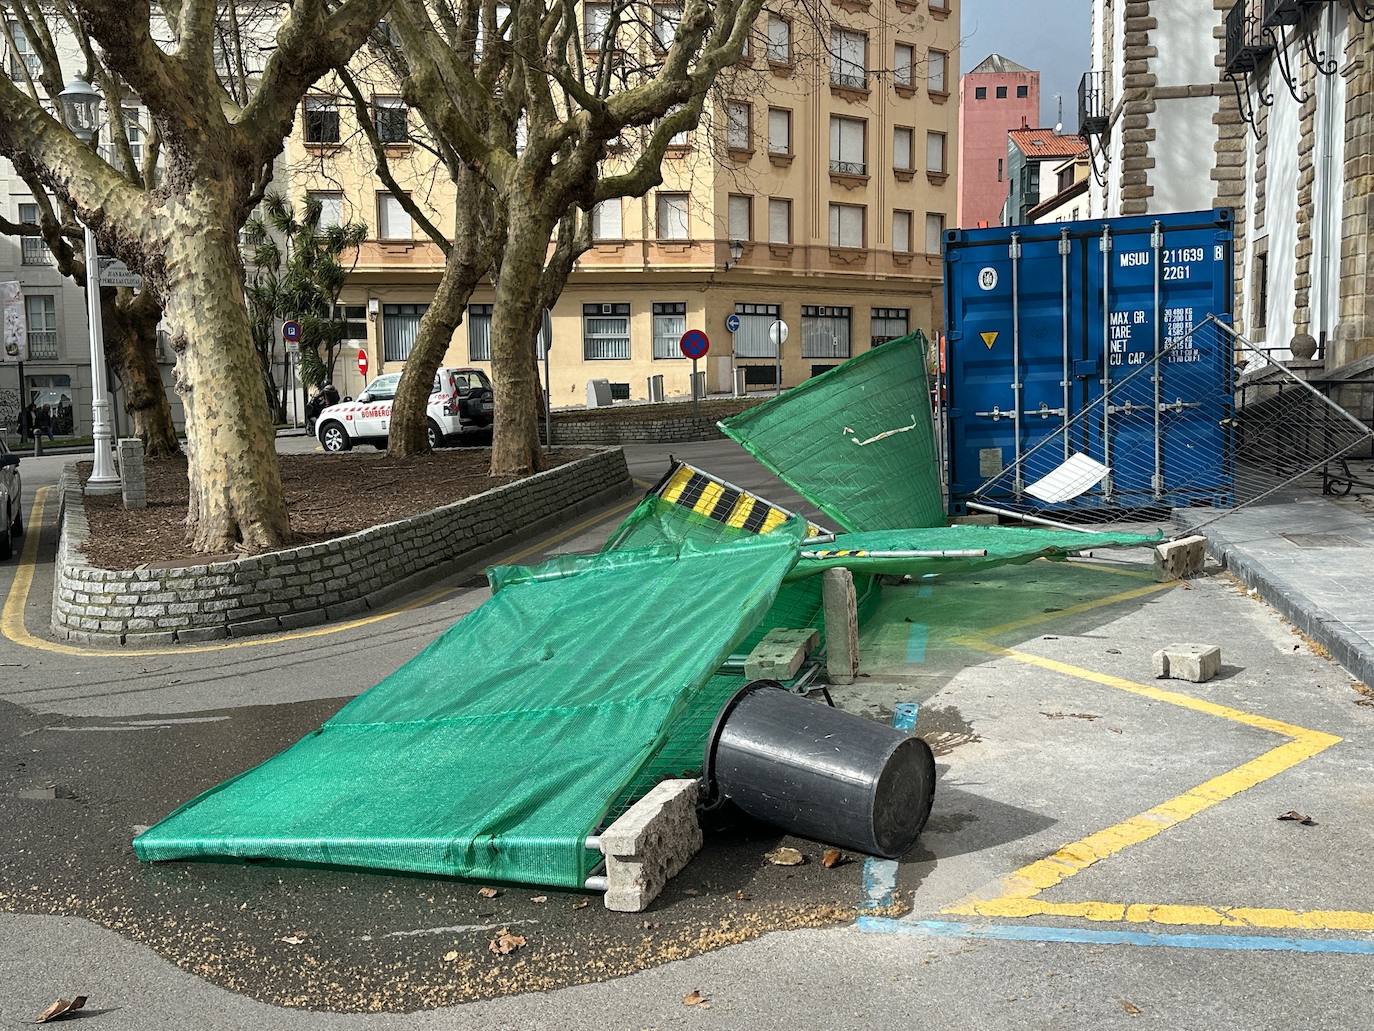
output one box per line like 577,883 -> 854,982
1107,309 -> 1150,367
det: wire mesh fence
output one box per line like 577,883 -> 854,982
965,314 -> 1374,534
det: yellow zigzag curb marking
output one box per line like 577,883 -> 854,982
942,632 -> 1351,933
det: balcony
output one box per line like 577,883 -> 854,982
830,71 -> 867,90
1225,1 -> 1273,74
1260,0 -> 1309,26
1078,70 -> 1109,137
829,159 -> 866,176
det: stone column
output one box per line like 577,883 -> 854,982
117,437 -> 146,510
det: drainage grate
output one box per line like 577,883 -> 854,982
1282,533 -> 1365,549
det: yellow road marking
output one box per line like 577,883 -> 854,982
3,483 -> 640,658
962,579 -> 1174,641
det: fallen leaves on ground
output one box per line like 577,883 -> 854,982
573,899 -> 590,910
35,996 -> 87,1023
765,846 -> 805,866
1121,1000 -> 1142,1016
477,886 -> 501,899
488,929 -> 527,956
682,989 -> 710,1007
734,890 -> 752,901
530,895 -> 548,904
821,848 -> 847,868
1277,810 -> 1317,826
279,934 -> 307,946
443,950 -> 459,962
1040,711 -> 1100,721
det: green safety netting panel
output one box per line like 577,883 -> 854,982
134,526 -> 803,888
719,332 -> 944,532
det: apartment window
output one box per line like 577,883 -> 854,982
663,104 -> 692,147
377,192 -> 412,240
652,301 -> 686,359
829,115 -> 866,176
871,307 -> 909,346
927,131 -> 947,174
308,191 -> 344,228
894,43 -> 913,88
25,294 -> 56,359
304,96 -> 340,144
726,100 -> 752,151
382,303 -> 428,361
1017,84 -> 1029,98
828,203 -> 864,248
375,97 -> 407,144
18,202 -> 47,265
1254,248 -> 1269,335
975,85 -> 987,100
892,210 -> 912,254
893,127 -> 913,172
584,3 -> 612,49
925,212 -> 946,254
996,85 -> 1008,99
656,192 -> 690,240
801,305 -> 851,359
332,304 -> 369,340
734,302 -> 781,358
475,4 -> 512,52
592,198 -> 622,240
928,49 -> 947,93
583,302 -> 631,359
830,27 -> 866,89
768,198 -> 792,245
766,14 -> 791,64
728,194 -> 752,242
653,4 -> 680,50
6,21 -> 38,80
997,157 -> 1004,182
468,303 -> 493,361
122,108 -> 144,165
767,107 -> 791,155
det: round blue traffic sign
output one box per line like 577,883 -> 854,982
725,313 -> 742,333
679,328 -> 710,360
283,320 -> 302,342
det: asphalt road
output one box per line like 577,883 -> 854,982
3,438 -> 1374,1029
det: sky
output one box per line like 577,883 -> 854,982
959,0 -> 1091,130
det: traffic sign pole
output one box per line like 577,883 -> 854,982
678,328 -> 711,420
691,357 -> 699,420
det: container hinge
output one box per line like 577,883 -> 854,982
1101,227 -> 1112,252
1009,235 -> 1022,259
1150,222 -> 1163,247
1057,231 -> 1071,256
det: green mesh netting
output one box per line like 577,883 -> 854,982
719,332 -> 944,532
133,527 -> 803,887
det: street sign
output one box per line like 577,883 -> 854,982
679,328 -> 710,360
98,258 -> 143,289
725,313 -> 741,333
284,341 -> 300,359
769,320 -> 790,347
283,320 -> 302,343
538,308 -> 553,354
357,349 -> 369,376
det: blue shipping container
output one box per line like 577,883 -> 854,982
942,208 -> 1234,514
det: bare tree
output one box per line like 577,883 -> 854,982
0,0 -> 392,551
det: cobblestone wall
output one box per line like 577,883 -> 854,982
51,447 -> 632,645
550,399 -> 759,445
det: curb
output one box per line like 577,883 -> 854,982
1202,533 -> 1374,688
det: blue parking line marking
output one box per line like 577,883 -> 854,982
905,624 -> 928,664
861,703 -> 919,910
857,917 -> 1374,956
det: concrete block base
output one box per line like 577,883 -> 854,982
822,567 -> 859,685
1153,643 -> 1222,683
744,627 -> 819,682
600,779 -> 702,912
950,513 -> 999,526
1154,535 -> 1207,581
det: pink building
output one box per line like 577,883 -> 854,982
956,54 -> 1040,228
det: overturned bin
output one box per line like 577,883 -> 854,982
704,682 -> 936,859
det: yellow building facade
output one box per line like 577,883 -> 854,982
284,0 -> 959,405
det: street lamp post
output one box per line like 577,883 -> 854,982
58,74 -> 119,494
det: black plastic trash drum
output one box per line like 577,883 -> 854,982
703,681 -> 937,859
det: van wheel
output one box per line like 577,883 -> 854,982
427,420 -> 443,450
0,503 -> 11,561
10,503 -> 21,537
319,422 -> 351,453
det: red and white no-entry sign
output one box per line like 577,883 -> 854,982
357,349 -> 369,377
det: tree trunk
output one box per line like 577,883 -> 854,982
163,213 -> 290,553
388,246 -> 481,457
488,210 -> 552,477
104,292 -> 181,457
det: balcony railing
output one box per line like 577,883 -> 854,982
1225,1 -> 1274,73
830,70 -> 867,90
1078,70 -> 1109,136
21,237 -> 49,266
829,159 -> 866,176
27,332 -> 57,360
1261,0 -> 1306,26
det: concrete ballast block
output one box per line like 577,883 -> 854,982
1153,643 -> 1222,683
822,567 -> 860,685
1153,535 -> 1206,581
600,779 -> 702,912
744,627 -> 819,682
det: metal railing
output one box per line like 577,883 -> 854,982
21,237 -> 49,265
829,159 -> 865,176
830,71 -> 866,90
1077,70 -> 1109,136
27,332 -> 57,360
1225,0 -> 1273,72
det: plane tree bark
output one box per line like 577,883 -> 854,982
0,0 -> 393,551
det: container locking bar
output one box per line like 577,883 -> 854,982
1151,220 -> 1164,498
1100,225 -> 1114,499
1010,233 -> 1024,496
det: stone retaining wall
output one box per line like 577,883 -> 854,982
550,399 -> 759,446
52,447 -> 632,645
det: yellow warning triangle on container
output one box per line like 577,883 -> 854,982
981,331 -> 998,349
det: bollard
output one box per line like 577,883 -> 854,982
117,437 -> 146,510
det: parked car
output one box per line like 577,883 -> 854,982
315,367 -> 495,453
0,438 -> 23,560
